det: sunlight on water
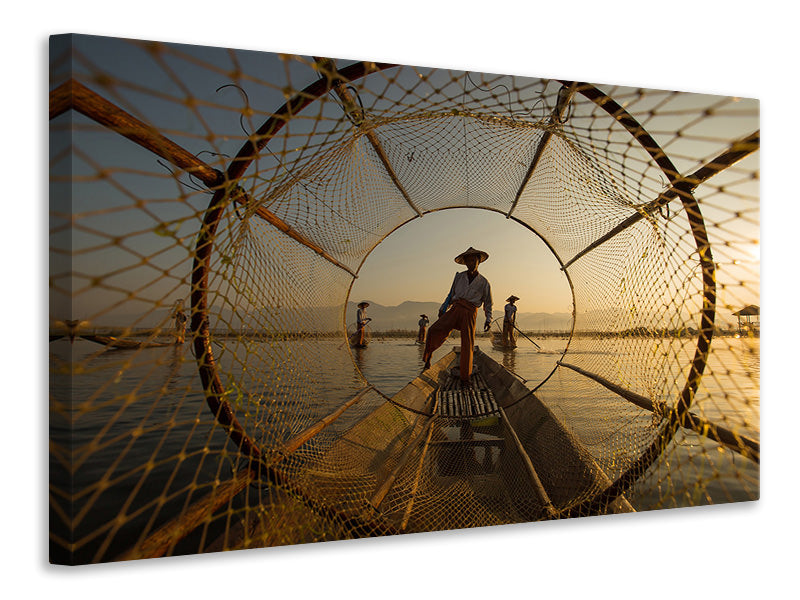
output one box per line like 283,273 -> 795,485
51,332 -> 759,561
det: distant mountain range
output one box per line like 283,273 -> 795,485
75,300 -> 573,332
346,300 -> 572,331
64,298 -> 751,336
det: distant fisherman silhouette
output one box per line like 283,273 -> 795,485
503,295 -> 519,346
417,314 -> 429,344
422,247 -> 492,385
172,299 -> 187,344
353,301 -> 371,347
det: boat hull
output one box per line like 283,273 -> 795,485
196,346 -> 633,551
80,334 -> 177,349
309,346 -> 632,536
474,349 -> 633,516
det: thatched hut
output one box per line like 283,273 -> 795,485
732,305 -> 760,335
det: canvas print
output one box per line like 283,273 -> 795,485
49,34 -> 760,565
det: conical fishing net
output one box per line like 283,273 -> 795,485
49,34 -> 759,564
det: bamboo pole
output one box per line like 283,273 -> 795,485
50,79 -> 224,188
561,131 -> 759,270
559,361 -> 658,412
507,83 -> 578,218
276,385 -> 375,458
398,397 -> 439,531
121,384 -> 377,559
471,388 -> 481,416
238,188 -> 359,278
558,361 -> 759,462
50,79 -> 358,279
119,467 -> 255,561
498,406 -> 558,518
369,396 -> 439,510
513,324 -> 541,349
314,57 -> 423,218
475,372 -> 499,413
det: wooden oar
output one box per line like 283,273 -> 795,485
512,324 -> 541,350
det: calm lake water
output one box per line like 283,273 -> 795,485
49,333 -> 759,563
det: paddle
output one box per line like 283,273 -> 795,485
512,323 -> 541,350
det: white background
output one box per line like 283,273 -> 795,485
4,1 -> 796,597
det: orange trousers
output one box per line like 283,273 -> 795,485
423,299 -> 477,381
502,319 -> 515,345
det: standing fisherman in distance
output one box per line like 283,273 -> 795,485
353,301 -> 371,347
503,295 -> 519,347
417,314 -> 429,344
172,299 -> 187,344
422,247 -> 492,387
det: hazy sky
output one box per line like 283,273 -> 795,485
349,208 -> 573,313
51,34 -> 758,329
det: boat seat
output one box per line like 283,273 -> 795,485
437,373 -> 500,420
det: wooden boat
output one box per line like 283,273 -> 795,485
80,334 -> 178,349
322,345 -> 634,531
490,334 -> 517,350
246,346 -> 632,541
348,329 -> 370,348
126,344 -> 633,557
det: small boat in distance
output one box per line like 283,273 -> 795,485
80,334 -> 178,350
348,329 -> 370,348
348,323 -> 371,348
491,333 -> 517,350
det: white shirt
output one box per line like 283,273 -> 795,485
357,308 -> 368,327
441,271 -> 493,322
504,303 -> 517,322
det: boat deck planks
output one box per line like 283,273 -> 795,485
437,369 -> 500,420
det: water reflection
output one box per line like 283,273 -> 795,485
162,344 -> 188,392
737,338 -> 760,380
352,344 -> 367,371
501,347 -> 517,373
49,334 -> 759,562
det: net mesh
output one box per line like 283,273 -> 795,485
49,35 -> 759,565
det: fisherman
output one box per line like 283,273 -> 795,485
422,247 -> 492,386
417,314 -> 429,344
503,295 -> 519,346
355,301 -> 371,347
172,299 -> 187,344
